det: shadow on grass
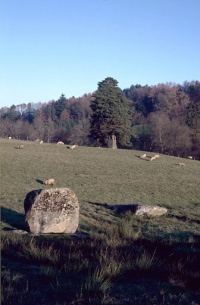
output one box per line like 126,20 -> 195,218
88,201 -> 108,207
88,201 -> 139,214
36,178 -> 44,184
167,210 -> 200,225
192,202 -> 200,207
1,206 -> 26,231
135,155 -> 151,161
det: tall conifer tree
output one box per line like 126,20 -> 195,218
90,77 -> 132,147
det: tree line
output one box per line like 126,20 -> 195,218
0,78 -> 199,159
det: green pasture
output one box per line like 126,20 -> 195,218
1,138 -> 199,239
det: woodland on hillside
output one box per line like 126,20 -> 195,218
0,79 -> 200,159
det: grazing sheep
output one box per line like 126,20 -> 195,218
57,141 -> 64,145
150,156 -> 156,161
188,156 -> 193,160
43,178 -> 55,185
39,140 -> 43,144
70,145 -> 77,150
150,154 -> 160,161
18,145 -> 24,149
140,153 -> 147,159
178,163 -> 185,167
8,136 -> 12,140
35,139 -> 40,143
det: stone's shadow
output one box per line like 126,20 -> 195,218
87,201 -> 138,214
107,204 -> 138,215
192,202 -> 200,206
1,206 -> 26,231
36,179 -> 44,184
168,211 -> 200,225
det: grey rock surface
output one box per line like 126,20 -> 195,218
24,188 -> 79,234
110,204 -> 168,217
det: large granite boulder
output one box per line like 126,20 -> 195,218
24,188 -> 79,234
109,204 -> 168,217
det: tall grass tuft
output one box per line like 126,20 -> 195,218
1,270 -> 23,304
17,238 -> 61,264
75,268 -> 111,305
95,215 -> 141,247
134,248 -> 157,271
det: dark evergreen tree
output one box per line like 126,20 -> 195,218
55,94 -> 68,118
186,101 -> 200,129
183,81 -> 200,103
90,77 -> 132,147
44,101 -> 56,121
23,103 -> 35,123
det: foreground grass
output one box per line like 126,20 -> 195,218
2,227 -> 200,304
1,138 -> 200,304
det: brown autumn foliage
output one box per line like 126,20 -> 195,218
0,81 -> 199,158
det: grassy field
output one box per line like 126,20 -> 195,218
1,138 -> 200,304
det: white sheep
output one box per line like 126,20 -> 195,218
140,153 -> 147,159
57,141 -> 64,145
39,140 -> 43,144
178,163 -> 185,167
150,154 -> 160,161
188,156 -> 193,160
8,136 -> 12,140
70,145 -> 77,150
43,178 -> 55,185
18,145 -> 24,149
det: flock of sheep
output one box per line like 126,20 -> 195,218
11,135 -> 194,164
34,139 -> 78,150
8,137 -> 195,185
39,141 -> 77,184
139,152 -> 194,166
14,137 -> 78,150
8,137 -> 78,186
140,153 -> 160,161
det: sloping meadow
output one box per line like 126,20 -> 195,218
1,138 -> 200,305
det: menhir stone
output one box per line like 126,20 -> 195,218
24,188 -> 79,234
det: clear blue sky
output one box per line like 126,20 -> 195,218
1,0 -> 200,108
